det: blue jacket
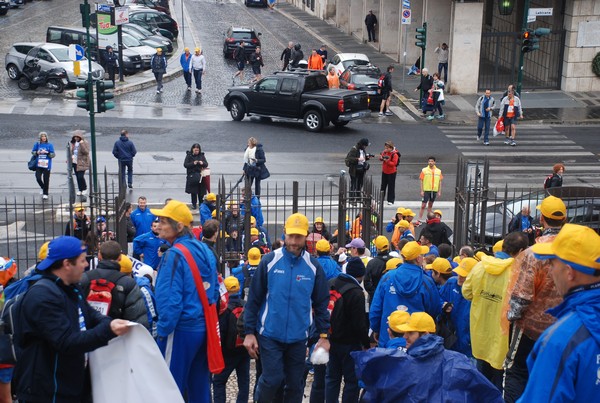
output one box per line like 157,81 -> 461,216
352,335 -> 503,403
384,337 -> 406,350
316,255 -> 340,280
399,229 -> 415,241
518,285 -> 600,402
180,52 -> 192,71
438,277 -> 472,356
369,263 -> 442,346
133,230 -> 167,269
240,195 -> 264,227
231,264 -> 245,297
244,247 -> 330,343
112,135 -> 137,162
200,200 -> 215,225
31,141 -> 55,171
131,207 -> 156,238
155,235 -> 218,337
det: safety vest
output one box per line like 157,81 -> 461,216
420,166 -> 443,192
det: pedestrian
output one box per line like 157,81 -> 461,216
311,217 -> 331,241
544,163 -> 564,188
243,213 -> 330,403
378,65 -> 394,117
418,156 -> 443,221
224,202 -> 242,236
317,44 -> 328,68
462,231 -> 529,390
364,235 -> 391,303
500,90 -> 523,146
249,46 -> 264,82
502,196 -> 566,403
344,138 -> 372,200
281,41 -> 293,71
13,236 -> 130,402
242,137 -> 270,197
233,41 -> 248,84
415,68 -> 433,112
184,143 -> 209,209
326,66 -> 339,88
475,89 -> 496,145
519,224 -> 600,402
133,218 -> 167,269
267,0 -> 276,12
379,140 -> 400,205
426,72 -> 445,120
365,10 -> 378,42
423,212 -> 451,246
131,196 -> 156,237
103,45 -> 119,84
151,200 -> 219,403
200,193 -> 216,225
31,131 -> 55,200
502,83 -> 520,99
315,239 -> 340,280
369,241 -> 442,347
434,43 -> 449,83
70,131 -> 89,196
150,48 -> 167,94
290,43 -> 304,69
508,205 -> 535,245
180,47 -> 193,91
112,129 -> 137,189
190,47 -> 206,94
307,48 -> 324,70
65,205 -> 91,240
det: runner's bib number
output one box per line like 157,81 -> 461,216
88,301 -> 110,316
37,158 -> 49,169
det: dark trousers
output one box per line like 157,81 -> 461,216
212,352 -> 251,403
255,335 -> 306,403
350,171 -> 365,199
476,359 -> 503,393
35,168 -> 50,195
193,69 -> 203,90
119,160 -> 133,187
366,25 -> 376,41
183,70 -> 192,87
380,172 -> 396,203
477,116 -> 491,142
107,64 -> 116,84
325,343 -> 361,403
72,164 -> 87,192
433,101 -> 444,116
503,326 -> 535,403
154,72 -> 164,91
438,62 -> 448,83
249,176 -> 261,197
309,364 -> 326,403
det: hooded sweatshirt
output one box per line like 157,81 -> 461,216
462,255 -> 513,369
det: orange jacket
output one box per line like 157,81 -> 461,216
308,54 -> 324,70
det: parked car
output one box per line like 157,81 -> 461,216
119,0 -> 170,15
339,65 -> 382,110
126,18 -> 174,41
128,8 -> 178,38
223,71 -> 371,132
245,0 -> 266,6
5,42 -> 104,86
122,23 -> 173,54
46,26 -> 144,75
328,53 -> 370,75
9,0 -> 23,8
120,33 -> 158,69
0,0 -> 9,16
223,26 -> 261,58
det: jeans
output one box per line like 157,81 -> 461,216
309,364 -> 326,403
255,335 -> 306,403
183,70 -> 192,87
193,69 -> 203,90
213,352 -> 251,403
350,171 -> 365,199
325,343 -> 361,403
107,64 -> 117,84
35,168 -> 50,195
72,164 -> 87,192
380,172 -> 396,203
432,101 -> 444,116
154,72 -> 164,91
119,160 -> 133,187
366,25 -> 376,41
477,116 -> 491,142
438,62 -> 448,83
503,326 -> 535,403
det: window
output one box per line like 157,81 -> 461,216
47,29 -> 61,43
232,32 -> 256,40
280,78 -> 298,93
36,49 -> 55,63
332,55 -> 340,64
257,78 -> 278,92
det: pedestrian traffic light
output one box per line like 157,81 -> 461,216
76,80 -> 91,111
96,80 -> 115,113
415,23 -> 427,50
534,28 -> 551,37
521,29 -> 539,53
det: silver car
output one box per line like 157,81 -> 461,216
5,42 -> 105,86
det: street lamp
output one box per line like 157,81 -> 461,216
498,0 -> 515,15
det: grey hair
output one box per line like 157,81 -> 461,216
165,217 -> 193,237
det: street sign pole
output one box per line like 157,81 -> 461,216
82,0 -> 98,194
516,0 -> 531,96
402,25 -> 407,91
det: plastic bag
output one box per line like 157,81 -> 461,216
310,347 -> 329,365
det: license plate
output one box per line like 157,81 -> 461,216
352,112 -> 360,118
368,91 -> 377,95
135,64 -> 141,68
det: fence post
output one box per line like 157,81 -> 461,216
338,175 -> 347,247
292,181 -> 299,214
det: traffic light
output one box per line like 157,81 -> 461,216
521,29 -> 538,53
76,80 -> 91,111
96,80 -> 115,113
415,23 -> 427,50
534,28 -> 551,38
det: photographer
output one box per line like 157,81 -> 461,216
379,141 -> 400,205
345,138 -> 373,200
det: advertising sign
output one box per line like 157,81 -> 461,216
97,12 -> 118,49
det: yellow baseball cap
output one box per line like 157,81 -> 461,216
38,241 -> 50,261
385,257 -> 402,271
224,276 -> 240,293
395,219 -> 410,229
316,239 -> 330,253
425,257 -> 452,274
211,210 -> 217,218
250,228 -> 259,236
184,47 -> 190,52
387,310 -> 410,333
433,209 -> 443,217
452,255 -> 462,263
206,193 -> 216,202
314,216 -> 324,224
151,200 -> 193,226
396,207 -> 405,215
453,257 -> 478,277
250,216 -> 256,225
402,209 -> 416,217
248,247 -> 261,265
531,224 -> 600,274
536,195 -> 566,220
119,254 -> 133,273
492,240 -> 504,253
285,213 -> 309,236
374,236 -> 389,251
398,312 -> 436,333
401,241 -> 429,261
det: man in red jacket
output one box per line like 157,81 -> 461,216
379,141 -> 400,205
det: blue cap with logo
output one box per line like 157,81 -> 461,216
37,236 -> 87,271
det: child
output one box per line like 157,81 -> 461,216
385,310 -> 410,350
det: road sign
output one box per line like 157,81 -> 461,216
529,8 -> 552,16
402,0 -> 411,9
115,6 -> 129,25
96,4 -> 111,13
68,44 -> 85,61
402,8 -> 411,25
527,15 -> 536,23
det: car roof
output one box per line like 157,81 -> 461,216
10,42 -> 43,48
229,27 -> 255,32
335,53 -> 369,61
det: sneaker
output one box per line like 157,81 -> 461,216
378,112 -> 384,117
76,191 -> 82,196
510,140 -> 517,146
436,114 -> 445,119
385,111 -> 393,116
187,86 -> 191,91
192,204 -> 197,210
483,141 -> 489,146
476,136 -> 482,141
426,115 -> 435,120
42,195 -> 48,200
387,201 -> 394,206
82,189 -> 88,196
504,138 -> 511,145
128,184 -> 133,189
156,90 -> 160,94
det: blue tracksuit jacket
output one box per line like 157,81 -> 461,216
131,207 -> 156,238
133,230 -> 167,269
316,255 -> 341,280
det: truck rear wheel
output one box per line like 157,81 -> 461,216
303,109 -> 323,132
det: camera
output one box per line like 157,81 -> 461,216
367,153 -> 375,158
382,156 -> 390,160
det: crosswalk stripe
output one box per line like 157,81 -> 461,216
440,125 -> 553,131
462,151 -> 594,156
451,140 -> 576,145
457,145 -> 584,150
444,134 -> 567,139
489,165 -> 600,171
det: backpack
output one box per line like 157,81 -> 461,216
221,303 -> 245,351
85,271 -> 127,318
543,174 -> 553,189
377,74 -> 386,89
327,280 -> 359,335
392,150 -> 401,167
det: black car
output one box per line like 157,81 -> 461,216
128,8 -> 178,38
0,0 -> 9,16
339,65 -> 382,110
223,27 -> 261,58
245,0 -> 266,6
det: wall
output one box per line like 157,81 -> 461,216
562,0 -> 600,91
449,2 -> 484,94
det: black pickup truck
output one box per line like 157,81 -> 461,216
223,71 -> 371,132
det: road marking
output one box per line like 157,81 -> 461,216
389,106 -> 415,121
461,151 -> 594,156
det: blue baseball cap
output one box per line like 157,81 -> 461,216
37,236 -> 87,271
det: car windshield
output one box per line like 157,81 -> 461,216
342,59 -> 369,69
122,34 -> 142,47
352,74 -> 379,85
232,32 -> 256,40
124,28 -> 144,40
127,24 -> 152,37
48,48 -> 71,62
